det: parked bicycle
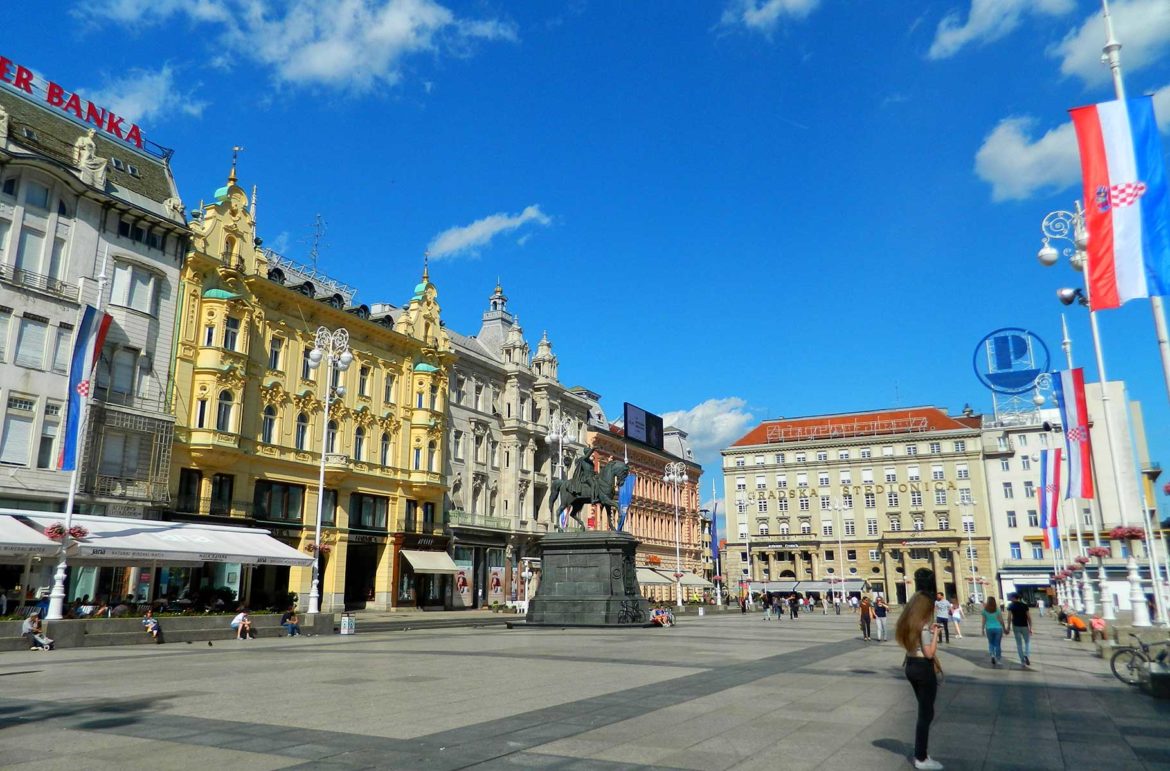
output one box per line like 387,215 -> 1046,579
1110,633 -> 1170,686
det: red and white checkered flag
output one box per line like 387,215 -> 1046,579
75,380 -> 90,397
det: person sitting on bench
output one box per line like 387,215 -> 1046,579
142,609 -> 164,644
230,608 -> 256,639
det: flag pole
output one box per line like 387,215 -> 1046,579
46,248 -> 109,621
1096,0 -> 1165,625
1059,315 -> 1092,612
712,477 -> 722,606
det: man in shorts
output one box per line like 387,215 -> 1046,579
934,592 -> 951,643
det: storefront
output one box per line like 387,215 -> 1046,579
1,511 -> 311,610
393,534 -> 454,608
344,532 -> 388,610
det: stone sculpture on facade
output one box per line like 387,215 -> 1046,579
72,129 -> 108,189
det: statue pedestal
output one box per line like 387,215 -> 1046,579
525,530 -> 652,627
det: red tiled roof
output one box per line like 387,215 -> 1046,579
730,407 -> 978,447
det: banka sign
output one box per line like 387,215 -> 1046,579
0,55 -> 145,148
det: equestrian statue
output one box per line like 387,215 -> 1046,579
549,447 -> 630,531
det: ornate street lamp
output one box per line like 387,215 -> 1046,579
664,461 -> 688,608
305,325 -> 352,615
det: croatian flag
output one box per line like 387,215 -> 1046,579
1051,368 -> 1094,500
617,472 -> 635,531
1070,97 -> 1170,311
1038,448 -> 1062,551
58,305 -> 112,471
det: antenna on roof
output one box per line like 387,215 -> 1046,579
302,213 -> 327,271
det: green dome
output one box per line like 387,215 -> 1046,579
213,185 -> 230,202
413,362 -> 439,373
202,288 -> 241,300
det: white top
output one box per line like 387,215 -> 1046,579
231,612 -> 247,627
934,599 -> 951,618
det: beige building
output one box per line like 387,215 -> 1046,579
722,406 -> 995,605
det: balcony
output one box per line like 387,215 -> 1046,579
92,388 -> 173,414
90,475 -> 170,503
0,263 -> 79,301
448,510 -> 511,531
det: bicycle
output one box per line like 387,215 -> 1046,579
1109,633 -> 1170,686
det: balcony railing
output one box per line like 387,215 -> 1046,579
90,475 -> 170,503
448,510 -> 511,531
0,263 -> 79,301
92,388 -> 173,413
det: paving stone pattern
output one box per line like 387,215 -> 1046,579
0,609 -> 1166,770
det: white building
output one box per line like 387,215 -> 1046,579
442,283 -> 591,608
984,381 -> 1168,611
0,74 -> 186,520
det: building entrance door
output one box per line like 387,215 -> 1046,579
344,543 -> 379,610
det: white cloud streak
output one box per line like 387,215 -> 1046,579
928,0 -> 1073,60
719,0 -> 820,34
974,85 -> 1170,201
82,64 -> 207,124
1050,0 -> 1170,85
662,397 -> 756,463
427,205 -> 551,260
85,0 -> 517,91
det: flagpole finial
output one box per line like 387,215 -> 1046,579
229,145 -> 244,185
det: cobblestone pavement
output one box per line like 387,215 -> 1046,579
0,608 -> 1166,770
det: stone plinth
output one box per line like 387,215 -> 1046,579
525,530 -> 652,627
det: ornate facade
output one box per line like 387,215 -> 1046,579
443,284 -> 591,607
722,407 -> 994,605
170,166 -> 451,611
0,86 -> 186,523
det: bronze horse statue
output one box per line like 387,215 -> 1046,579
549,460 -> 630,531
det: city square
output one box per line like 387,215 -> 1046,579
3,2 -> 1170,768
1,611 -> 1168,770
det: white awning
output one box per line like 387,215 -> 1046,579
0,515 -> 58,557
401,549 -> 459,574
678,573 -> 713,588
637,567 -> 672,586
8,511 -> 312,567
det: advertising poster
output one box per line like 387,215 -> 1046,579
451,560 -> 473,609
488,566 -> 505,605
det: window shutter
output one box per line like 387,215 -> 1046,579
15,317 -> 47,368
0,414 -> 33,465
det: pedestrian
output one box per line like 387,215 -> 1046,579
933,592 -> 951,644
874,595 -> 889,641
789,594 -> 799,619
761,593 -> 772,621
834,596 -> 842,615
141,608 -> 164,644
859,596 -> 876,640
231,607 -> 256,640
1090,613 -> 1107,643
896,592 -> 944,771
280,606 -> 301,637
981,597 -> 1004,667
739,594 -> 746,614
822,595 -> 829,615
950,598 -> 964,639
22,611 -> 54,650
1037,597 -> 1046,617
850,595 -> 859,614
1004,593 -> 1032,667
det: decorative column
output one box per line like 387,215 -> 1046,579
929,548 -> 944,595
1114,527 -> 1150,626
1076,555 -> 1096,614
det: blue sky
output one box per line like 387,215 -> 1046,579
7,0 -> 1170,539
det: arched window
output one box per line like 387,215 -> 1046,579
295,412 -> 309,450
326,420 -> 338,454
216,390 -> 233,432
261,405 -> 276,443
427,440 -> 437,471
354,426 -> 365,461
380,433 -> 391,466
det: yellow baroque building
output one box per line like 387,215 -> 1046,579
170,167 -> 452,611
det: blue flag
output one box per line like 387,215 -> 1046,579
618,472 -> 635,531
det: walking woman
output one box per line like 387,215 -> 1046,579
950,598 -> 964,639
896,592 -> 944,770
874,595 -> 890,641
981,596 -> 1004,667
858,596 -> 875,641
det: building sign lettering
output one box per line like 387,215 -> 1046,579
745,480 -> 958,501
0,55 -> 145,148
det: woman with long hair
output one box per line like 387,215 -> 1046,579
981,596 -> 1005,667
896,592 -> 944,770
858,596 -> 875,641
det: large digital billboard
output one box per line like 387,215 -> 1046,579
623,402 -> 664,451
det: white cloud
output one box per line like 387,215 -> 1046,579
928,0 -> 1074,60
974,117 -> 1079,201
427,205 -> 551,260
662,397 -> 756,462
974,84 -> 1170,201
85,0 -> 517,91
1050,0 -> 1170,85
82,64 -> 207,125
719,0 -> 820,34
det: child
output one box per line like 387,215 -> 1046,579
142,609 -> 164,643
1089,614 -> 1107,643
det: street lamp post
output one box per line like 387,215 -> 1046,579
831,498 -> 847,605
956,497 -> 980,604
305,325 -> 353,615
1039,207 -> 1155,625
545,413 -> 573,531
664,461 -> 688,608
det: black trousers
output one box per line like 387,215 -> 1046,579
904,657 -> 938,762
860,615 -> 872,639
936,617 -> 950,643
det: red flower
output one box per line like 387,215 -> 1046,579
1074,556 -> 1090,565
1087,546 -> 1111,559
1109,526 -> 1145,541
